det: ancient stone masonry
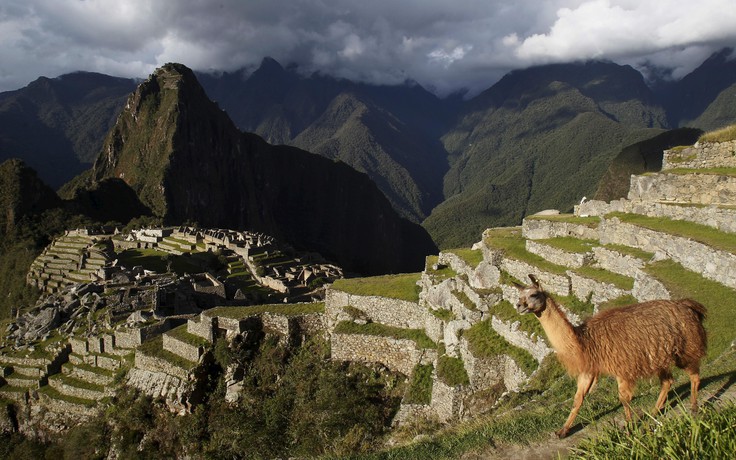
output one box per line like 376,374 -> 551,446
662,139 -> 736,170
322,139 -> 736,427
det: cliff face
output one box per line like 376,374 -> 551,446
90,63 -> 436,274
0,158 -> 61,234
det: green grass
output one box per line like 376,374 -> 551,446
137,335 -> 197,369
484,230 -> 567,276
552,294 -> 596,316
596,294 -> 638,312
525,214 -> 601,228
49,373 -> 105,392
207,302 -> 325,318
333,321 -> 437,349
646,259 -> 736,359
698,123 -> 736,143
37,385 -> 97,407
424,256 -> 458,282
452,290 -> 477,311
428,308 -> 454,322
574,266 -> 635,290
463,319 -> 538,375
116,248 -> 204,274
533,237 -> 598,254
570,402 -> 736,459
404,364 -> 433,404
445,248 -> 484,268
601,243 -> 654,261
332,273 -> 422,302
607,212 -> 736,254
492,300 -> 545,337
166,324 -> 211,347
436,356 -> 470,386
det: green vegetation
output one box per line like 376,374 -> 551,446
646,259 -> 736,359
698,123 -> 736,143
208,302 -> 325,318
574,266 -> 635,290
167,324 -> 211,348
463,319 -> 538,375
571,402 -> 736,459
608,212 -> 736,254
332,273 -> 422,302
597,294 -> 638,312
428,307 -> 454,322
334,321 -> 437,349
492,300 -> 545,337
484,228 -> 567,276
405,364 -> 434,404
452,290 -> 477,311
525,214 -> 601,227
436,356 -> 470,386
424,255 -> 457,281
602,243 -> 654,261
138,335 -> 197,369
117,248 -> 224,275
445,248 -> 484,267
534,237 -> 597,253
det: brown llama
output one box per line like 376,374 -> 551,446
514,274 -> 707,438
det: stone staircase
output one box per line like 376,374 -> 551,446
324,139 -> 736,425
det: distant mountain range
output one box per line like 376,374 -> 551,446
1,49 -> 735,251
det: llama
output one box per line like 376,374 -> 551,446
514,274 -> 707,438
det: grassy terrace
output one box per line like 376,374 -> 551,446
607,212 -> 736,254
424,255 -> 457,282
167,324 -> 211,348
64,361 -> 113,377
463,319 -> 538,374
698,123 -> 736,143
445,248 -> 484,268
646,259 -> 736,359
533,237 -> 598,253
524,214 -> 601,227
333,321 -> 436,349
484,228 -> 633,290
38,385 -> 97,407
332,273 -> 422,302
50,373 -> 105,392
602,243 -> 654,260
117,248 -> 203,274
138,335 -> 197,369
207,302 -> 325,318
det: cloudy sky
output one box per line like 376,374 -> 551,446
1,0 -> 735,96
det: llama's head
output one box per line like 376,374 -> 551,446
514,274 -> 548,315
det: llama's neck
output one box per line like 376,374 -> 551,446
538,298 -> 582,358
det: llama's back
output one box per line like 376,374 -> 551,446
578,299 -> 707,380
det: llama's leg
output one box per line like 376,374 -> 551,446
655,370 -> 673,412
686,366 -> 701,414
616,377 -> 635,421
557,373 -> 595,438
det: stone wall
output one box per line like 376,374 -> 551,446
490,316 -> 551,363
568,272 -> 629,305
162,333 -> 203,363
662,141 -> 736,170
526,240 -> 593,268
628,173 -> 736,205
522,218 -> 600,241
325,289 -> 432,332
431,379 -> 466,422
134,351 -> 190,380
577,198 -> 736,234
501,259 -> 570,296
457,337 -> 527,392
600,217 -> 736,289
187,316 -> 215,341
330,333 -> 435,376
437,251 -> 500,290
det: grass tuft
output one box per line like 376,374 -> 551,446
332,273 -> 421,302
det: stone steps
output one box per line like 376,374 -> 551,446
3,371 -> 41,388
524,239 -> 596,269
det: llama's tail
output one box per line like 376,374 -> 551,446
680,298 -> 707,321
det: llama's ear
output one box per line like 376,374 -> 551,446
528,274 -> 540,288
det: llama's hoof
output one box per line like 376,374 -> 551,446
555,428 -> 568,439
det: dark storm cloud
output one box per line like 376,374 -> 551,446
1,0 -> 735,95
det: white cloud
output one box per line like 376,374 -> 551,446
0,0 -> 735,95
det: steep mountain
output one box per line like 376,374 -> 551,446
0,159 -> 61,235
197,59 -> 450,222
654,48 -> 736,129
73,63 -> 436,275
593,127 -> 703,202
427,61 -> 668,248
0,72 -> 137,188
